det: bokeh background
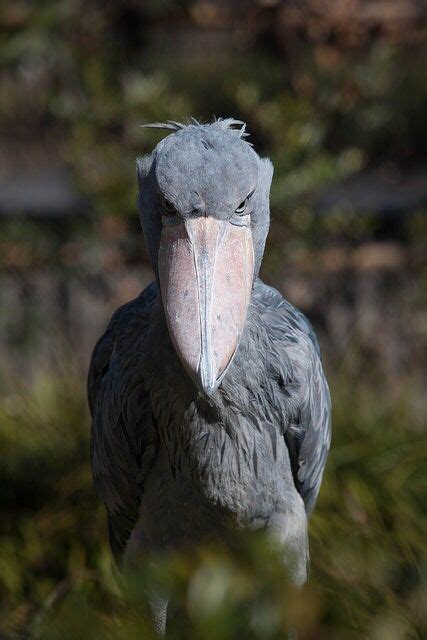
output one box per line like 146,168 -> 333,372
1,1 -> 426,638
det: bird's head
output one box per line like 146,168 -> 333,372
137,118 -> 273,397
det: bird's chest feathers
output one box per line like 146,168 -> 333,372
151,372 -> 292,522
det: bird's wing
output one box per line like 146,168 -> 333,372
255,281 -> 331,515
88,283 -> 158,561
284,335 -> 331,515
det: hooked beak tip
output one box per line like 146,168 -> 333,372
196,366 -> 218,398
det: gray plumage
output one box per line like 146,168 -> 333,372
88,118 -> 331,632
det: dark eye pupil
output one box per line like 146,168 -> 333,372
236,199 -> 247,213
163,198 -> 176,214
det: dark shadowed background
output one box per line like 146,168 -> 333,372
0,1 -> 426,638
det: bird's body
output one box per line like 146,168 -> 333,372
88,118 -> 331,634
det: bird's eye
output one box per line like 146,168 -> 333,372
162,197 -> 176,215
235,190 -> 254,215
235,198 -> 248,214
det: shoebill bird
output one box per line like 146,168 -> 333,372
88,118 -> 331,635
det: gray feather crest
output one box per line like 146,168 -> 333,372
141,117 -> 250,140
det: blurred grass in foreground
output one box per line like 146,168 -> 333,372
0,350 -> 425,640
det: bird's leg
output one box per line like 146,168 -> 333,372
123,533 -> 169,637
268,494 -> 308,640
268,494 -> 309,587
147,587 -> 169,638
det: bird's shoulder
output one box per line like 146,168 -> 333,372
253,278 -> 321,360
108,280 -> 158,336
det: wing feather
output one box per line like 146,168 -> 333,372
292,347 -> 331,514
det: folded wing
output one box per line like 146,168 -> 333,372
88,284 -> 158,561
256,281 -> 332,515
